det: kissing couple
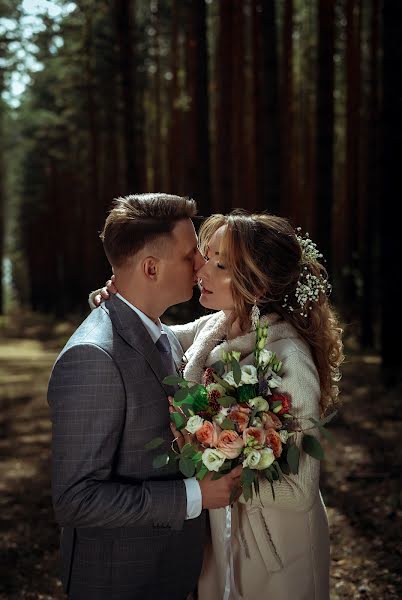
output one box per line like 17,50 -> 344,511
48,193 -> 343,599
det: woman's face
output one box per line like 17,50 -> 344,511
197,225 -> 235,312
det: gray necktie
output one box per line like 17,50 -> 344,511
155,333 -> 177,378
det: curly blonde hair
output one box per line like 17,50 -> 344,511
198,211 -> 344,416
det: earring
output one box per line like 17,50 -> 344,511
250,299 -> 260,329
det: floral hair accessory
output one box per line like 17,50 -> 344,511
282,228 -> 331,318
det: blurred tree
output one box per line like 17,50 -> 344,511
315,0 -> 335,272
381,0 -> 402,383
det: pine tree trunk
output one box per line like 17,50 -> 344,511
260,0 -> 280,214
381,0 -> 402,383
316,0 -> 335,272
215,0 -> 234,213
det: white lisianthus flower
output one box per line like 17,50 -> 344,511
243,449 -> 261,469
258,349 -> 273,368
248,396 -> 269,412
185,415 -> 204,434
222,371 -> 236,387
256,447 -> 275,470
206,383 -> 226,396
202,448 -> 226,472
267,372 -> 282,388
279,430 -> 289,443
240,365 -> 258,385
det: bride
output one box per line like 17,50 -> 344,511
92,210 -> 343,600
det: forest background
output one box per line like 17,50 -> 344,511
0,1 -> 401,599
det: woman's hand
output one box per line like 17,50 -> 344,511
168,397 -> 195,451
93,274 -> 118,307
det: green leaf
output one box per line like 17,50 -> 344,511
220,418 -> 235,430
210,360 -> 225,376
174,387 -> 192,404
232,358 -> 242,385
241,467 -> 256,488
188,384 -> 209,412
287,443 -> 300,474
272,460 -> 283,482
153,453 -> 169,468
302,434 -> 324,461
181,442 -> 196,458
237,384 -> 258,403
217,395 -> 237,408
309,419 -> 335,445
320,410 -> 338,426
212,372 -> 233,391
196,463 -> 209,480
191,451 -> 203,464
279,460 -> 290,475
242,482 -> 252,502
230,484 -> 242,505
145,437 -> 165,450
179,456 -> 195,477
170,412 -> 185,430
163,375 -> 188,386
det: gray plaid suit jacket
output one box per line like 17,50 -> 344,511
48,295 -> 205,599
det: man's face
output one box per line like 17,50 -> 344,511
157,219 -> 205,307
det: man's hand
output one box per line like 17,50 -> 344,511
199,465 -> 243,509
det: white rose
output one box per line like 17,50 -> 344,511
202,448 -> 227,472
248,396 -> 269,412
240,365 -> 258,385
256,447 -> 275,470
258,349 -> 273,368
279,430 -> 289,443
206,383 -> 226,396
185,415 -> 204,434
243,449 -> 261,469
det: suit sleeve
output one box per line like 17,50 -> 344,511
239,348 -> 322,512
48,343 -> 187,530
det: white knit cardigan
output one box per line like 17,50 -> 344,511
171,311 -> 322,511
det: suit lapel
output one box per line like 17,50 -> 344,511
101,296 -> 176,394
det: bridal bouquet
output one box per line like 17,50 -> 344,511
147,321 -> 336,502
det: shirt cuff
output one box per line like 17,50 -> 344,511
184,478 -> 202,520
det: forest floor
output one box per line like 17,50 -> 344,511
0,312 -> 401,600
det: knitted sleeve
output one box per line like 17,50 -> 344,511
239,346 -> 322,512
170,314 -> 214,353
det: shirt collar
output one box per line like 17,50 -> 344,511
115,293 -> 163,344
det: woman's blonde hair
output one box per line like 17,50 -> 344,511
198,210 -> 344,416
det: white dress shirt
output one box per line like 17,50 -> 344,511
115,293 -> 202,520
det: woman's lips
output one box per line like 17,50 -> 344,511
201,286 -> 212,294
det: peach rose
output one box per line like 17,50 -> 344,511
228,410 -> 250,433
243,427 -> 266,448
261,411 -> 282,430
217,430 -> 244,459
196,421 -> 222,447
265,427 -> 283,458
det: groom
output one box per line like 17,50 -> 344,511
48,193 -> 241,600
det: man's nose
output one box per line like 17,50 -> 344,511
194,249 -> 206,273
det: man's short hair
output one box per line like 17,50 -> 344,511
100,193 -> 197,267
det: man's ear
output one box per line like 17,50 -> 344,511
143,256 -> 159,280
